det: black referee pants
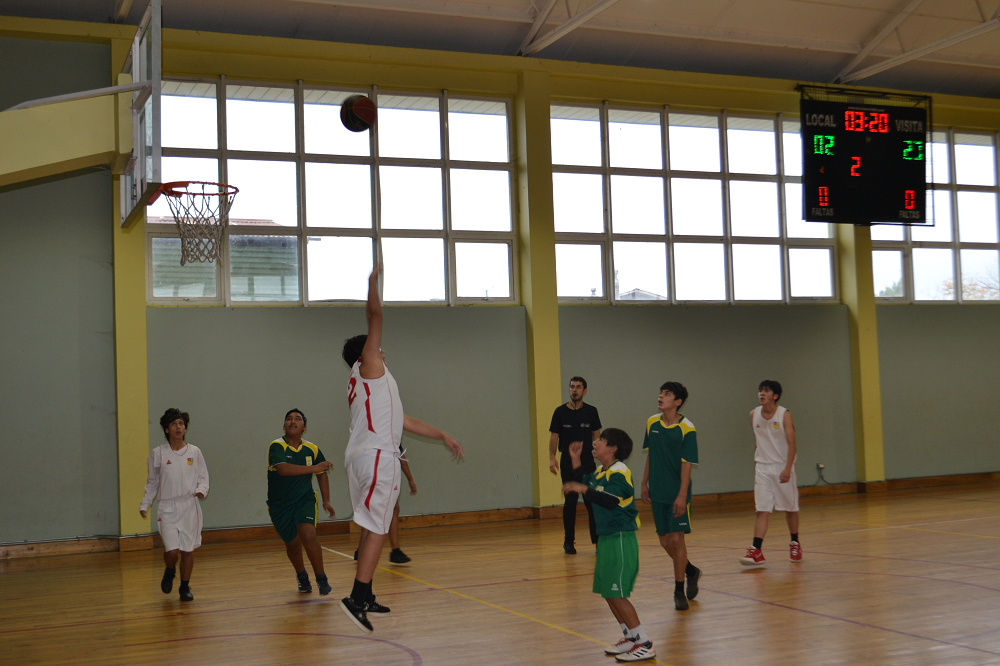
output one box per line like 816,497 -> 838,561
560,453 -> 598,546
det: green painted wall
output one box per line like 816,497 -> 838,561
878,305 -> 1000,479
145,306 -> 533,529
0,171 -> 119,543
558,305 -> 857,494
0,37 -> 109,111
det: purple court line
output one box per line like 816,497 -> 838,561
641,573 -> 1000,658
0,571 -> 590,635
123,631 -> 422,665
717,567 -> 1000,595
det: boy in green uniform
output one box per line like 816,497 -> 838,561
641,382 -> 702,611
562,429 -> 655,663
267,408 -> 336,594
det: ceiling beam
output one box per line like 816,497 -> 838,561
833,0 -> 925,83
113,0 -> 134,22
840,15 -> 1000,82
520,0 -> 622,56
516,0 -> 560,56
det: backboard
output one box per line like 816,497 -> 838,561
120,0 -> 161,228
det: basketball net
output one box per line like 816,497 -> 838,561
159,182 -> 238,266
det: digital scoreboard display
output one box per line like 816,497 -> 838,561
800,88 -> 932,226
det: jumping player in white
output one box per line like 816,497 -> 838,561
140,408 -> 210,601
739,380 -> 802,567
339,266 -> 464,633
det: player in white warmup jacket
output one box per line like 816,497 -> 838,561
738,380 -> 802,568
140,408 -> 210,601
338,265 -> 465,634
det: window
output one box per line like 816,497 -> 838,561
872,130 -> 1000,303
149,81 -> 515,304
551,105 -> 834,303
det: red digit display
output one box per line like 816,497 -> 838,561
851,157 -> 861,176
843,111 -> 889,133
818,186 -> 829,207
904,190 -> 915,210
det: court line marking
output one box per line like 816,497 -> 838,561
841,520 -> 1000,540
641,574 -> 1000,658
323,547 -> 676,666
830,516 -> 997,534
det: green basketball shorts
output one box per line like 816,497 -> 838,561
593,531 -> 639,599
651,500 -> 691,536
268,492 -> 318,544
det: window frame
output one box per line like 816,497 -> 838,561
551,103 -> 838,305
872,128 -> 1000,304
147,77 -> 518,306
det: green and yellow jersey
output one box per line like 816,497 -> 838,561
642,414 -> 698,504
581,461 -> 640,536
266,438 -> 326,507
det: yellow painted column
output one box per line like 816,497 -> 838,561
514,70 -> 564,508
111,38 -> 153,539
837,224 -> 886,489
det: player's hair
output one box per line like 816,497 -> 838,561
285,408 -> 307,426
659,381 -> 689,406
342,334 -> 367,367
159,408 -> 189,440
601,428 -> 633,461
758,379 -> 783,401
569,376 -> 588,389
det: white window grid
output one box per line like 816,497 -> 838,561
552,103 -> 838,304
146,76 -> 518,306
872,129 -> 1000,304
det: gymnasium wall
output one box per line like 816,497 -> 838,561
0,37 -> 109,111
145,306 -> 532,528
558,305 -> 858,493
877,305 -> 1000,479
0,171 -> 119,543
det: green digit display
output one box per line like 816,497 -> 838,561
903,140 -> 924,161
813,135 -> 834,156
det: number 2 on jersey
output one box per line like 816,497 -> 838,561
347,376 -> 376,432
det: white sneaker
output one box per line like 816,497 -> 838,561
616,641 -> 656,662
605,637 -> 636,655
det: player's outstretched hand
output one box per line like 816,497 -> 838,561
443,434 -> 464,461
568,440 -> 583,463
549,456 -> 559,475
323,501 -> 336,518
314,460 -> 335,473
562,481 -> 587,495
641,483 -> 651,504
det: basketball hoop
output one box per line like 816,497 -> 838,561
155,181 -> 238,266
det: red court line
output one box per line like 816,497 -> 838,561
122,631 -> 422,665
683,543 -> 1000,572
641,573 -> 1000,658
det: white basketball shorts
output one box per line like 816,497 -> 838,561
157,496 -> 203,552
754,462 -> 799,513
348,448 -> 401,535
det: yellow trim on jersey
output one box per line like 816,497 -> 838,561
267,438 -> 320,472
595,461 -> 634,488
646,413 -> 696,437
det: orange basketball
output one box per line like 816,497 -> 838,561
340,95 -> 377,132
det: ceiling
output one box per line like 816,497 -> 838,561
2,0 -> 999,98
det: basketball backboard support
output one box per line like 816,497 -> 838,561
120,0 -> 161,228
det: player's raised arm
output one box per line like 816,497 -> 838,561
359,265 -> 384,380
402,414 -> 464,460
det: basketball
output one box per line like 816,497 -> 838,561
340,94 -> 377,132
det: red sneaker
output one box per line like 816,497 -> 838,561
790,541 -> 803,562
739,547 -> 766,567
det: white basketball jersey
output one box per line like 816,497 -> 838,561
752,405 -> 792,465
345,360 -> 404,467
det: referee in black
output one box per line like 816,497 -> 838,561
549,376 -> 602,554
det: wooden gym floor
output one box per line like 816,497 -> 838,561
3,483 -> 1000,666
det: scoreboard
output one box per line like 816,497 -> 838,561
800,88 -> 932,226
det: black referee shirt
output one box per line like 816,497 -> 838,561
549,402 -> 602,464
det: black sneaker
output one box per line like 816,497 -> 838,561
160,568 -> 175,594
389,549 -> 411,564
340,597 -> 373,633
179,585 -> 194,602
297,572 -> 312,593
353,550 -> 358,561
316,574 -> 332,596
674,590 -> 689,611
366,596 -> 390,613
564,542 -> 577,555
686,566 -> 702,600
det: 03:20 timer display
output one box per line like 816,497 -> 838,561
801,99 -> 928,225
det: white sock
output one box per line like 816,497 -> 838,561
630,625 -> 649,644
620,623 -> 630,636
